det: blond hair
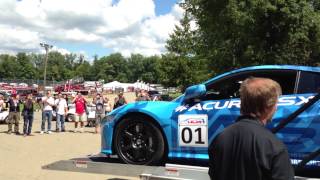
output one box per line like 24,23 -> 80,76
239,77 -> 282,119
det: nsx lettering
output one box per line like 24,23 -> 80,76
175,96 -> 314,112
278,96 -> 314,106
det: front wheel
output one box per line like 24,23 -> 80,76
114,116 -> 165,165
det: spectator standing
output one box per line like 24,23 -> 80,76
22,94 -> 34,136
72,92 -> 87,133
136,90 -> 150,101
41,91 -> 55,134
114,93 -> 127,109
0,94 -> 4,112
105,97 -> 112,115
55,93 -> 68,132
64,94 -> 69,106
208,77 -> 294,180
93,93 -> 106,133
7,94 -> 22,135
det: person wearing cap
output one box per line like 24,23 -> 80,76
41,91 -> 55,134
208,77 -> 294,180
7,94 -> 22,135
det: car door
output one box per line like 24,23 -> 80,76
274,70 -> 320,166
170,69 -> 299,159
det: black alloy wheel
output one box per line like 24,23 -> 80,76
114,116 -> 165,165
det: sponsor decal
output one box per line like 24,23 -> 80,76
179,117 -> 206,126
178,115 -> 208,147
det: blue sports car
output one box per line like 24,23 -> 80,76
101,65 -> 320,168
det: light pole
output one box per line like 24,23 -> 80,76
40,43 -> 53,92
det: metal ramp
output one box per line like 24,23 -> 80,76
42,155 -> 158,178
42,155 -> 320,180
140,164 -> 209,180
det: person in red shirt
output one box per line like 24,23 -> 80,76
72,92 -> 87,132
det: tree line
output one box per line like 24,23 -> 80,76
0,52 -> 206,91
1,0 -> 320,92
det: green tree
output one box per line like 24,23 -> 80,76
16,52 -> 37,79
159,54 -> 208,91
181,0 -> 320,73
165,8 -> 210,91
166,12 -> 198,57
0,54 -> 18,79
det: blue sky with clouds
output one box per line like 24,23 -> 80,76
0,0 -> 183,59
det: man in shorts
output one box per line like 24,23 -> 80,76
72,92 -> 87,133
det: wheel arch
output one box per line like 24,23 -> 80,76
112,112 -> 169,161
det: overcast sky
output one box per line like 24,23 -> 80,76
0,0 -> 183,59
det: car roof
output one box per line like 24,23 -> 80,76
204,65 -> 320,85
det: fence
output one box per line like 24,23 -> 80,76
0,79 -> 62,87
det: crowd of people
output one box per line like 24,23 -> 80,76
0,90 -> 133,136
0,88 -> 158,137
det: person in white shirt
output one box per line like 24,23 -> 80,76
41,91 -> 55,134
55,93 -> 68,132
0,94 -> 4,112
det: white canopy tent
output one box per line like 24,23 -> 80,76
103,81 -> 153,92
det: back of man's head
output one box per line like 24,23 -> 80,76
239,77 -> 282,121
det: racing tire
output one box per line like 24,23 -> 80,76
114,116 -> 165,165
66,114 -> 75,122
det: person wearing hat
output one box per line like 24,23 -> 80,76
7,94 -> 22,135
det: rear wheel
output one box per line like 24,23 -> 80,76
114,116 -> 165,165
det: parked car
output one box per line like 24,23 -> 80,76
147,90 -> 161,101
0,108 -> 9,124
101,65 -> 320,170
65,104 -> 96,124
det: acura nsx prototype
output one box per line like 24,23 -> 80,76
101,65 -> 320,169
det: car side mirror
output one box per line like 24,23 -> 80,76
183,84 -> 206,102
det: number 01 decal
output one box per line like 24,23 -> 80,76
178,114 -> 208,147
